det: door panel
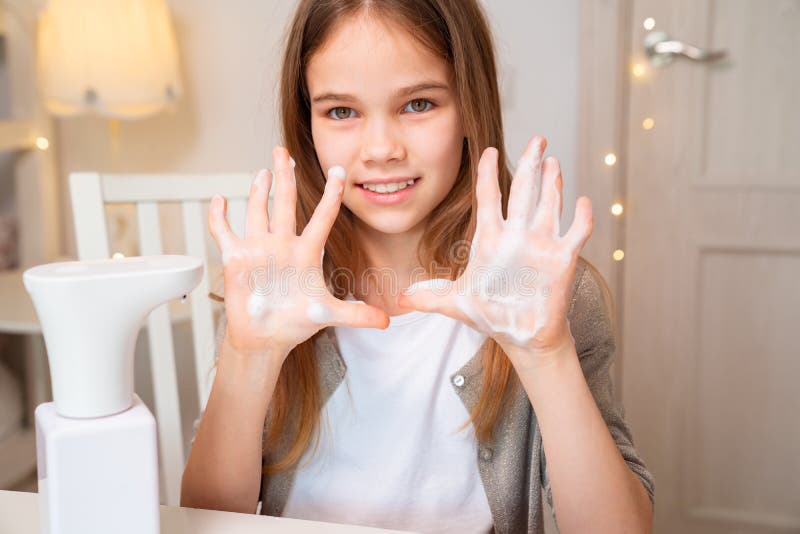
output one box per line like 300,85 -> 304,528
622,1 -> 800,532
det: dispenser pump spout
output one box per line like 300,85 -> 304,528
23,255 -> 203,418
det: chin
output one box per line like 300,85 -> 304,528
353,211 -> 427,235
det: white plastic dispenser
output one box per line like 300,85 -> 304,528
23,255 -> 203,534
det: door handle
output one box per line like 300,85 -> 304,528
644,30 -> 728,67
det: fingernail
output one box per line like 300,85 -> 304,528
252,169 -> 265,187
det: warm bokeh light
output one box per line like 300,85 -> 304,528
613,249 -> 625,261
642,117 -> 655,130
643,18 -> 655,30
35,137 -> 50,150
611,203 -> 624,216
604,153 -> 617,166
632,63 -> 647,78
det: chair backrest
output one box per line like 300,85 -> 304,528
68,171 -> 259,507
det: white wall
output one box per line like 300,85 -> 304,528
52,0 -> 579,477
485,0 -> 580,231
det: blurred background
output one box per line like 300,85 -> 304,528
0,1 -> 796,533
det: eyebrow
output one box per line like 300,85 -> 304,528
311,81 -> 450,105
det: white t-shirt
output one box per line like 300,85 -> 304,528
282,295 -> 494,533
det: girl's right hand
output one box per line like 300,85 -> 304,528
208,146 -> 390,359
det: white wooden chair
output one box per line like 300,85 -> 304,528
69,171 -> 261,506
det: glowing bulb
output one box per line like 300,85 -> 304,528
632,63 -> 646,78
112,252 -> 125,259
642,117 -> 655,130
611,203 -> 624,216
613,249 -> 625,261
35,137 -> 50,150
604,153 -> 617,166
643,18 -> 655,30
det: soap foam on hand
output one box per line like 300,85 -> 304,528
328,165 -> 346,181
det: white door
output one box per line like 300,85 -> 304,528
621,1 -> 800,533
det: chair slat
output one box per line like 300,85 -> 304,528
136,202 -> 184,507
70,173 -> 111,260
103,174 -> 253,202
181,201 -> 216,410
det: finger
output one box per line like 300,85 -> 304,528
507,135 -> 546,227
271,146 -> 297,235
320,296 -> 391,329
208,195 -> 238,264
532,156 -> 562,237
475,147 -> 503,236
245,169 -> 272,238
563,196 -> 594,252
300,166 -> 347,263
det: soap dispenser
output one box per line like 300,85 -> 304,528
23,255 -> 203,534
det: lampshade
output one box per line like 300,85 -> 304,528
37,0 -> 183,119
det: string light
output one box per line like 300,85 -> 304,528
613,249 -> 625,261
632,63 -> 646,78
643,18 -> 655,30
611,203 -> 624,216
642,117 -> 655,130
35,137 -> 50,150
604,153 -> 617,166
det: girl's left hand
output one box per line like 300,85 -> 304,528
397,136 -> 594,367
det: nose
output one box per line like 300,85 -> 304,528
359,118 -> 406,164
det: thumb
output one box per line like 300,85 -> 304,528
323,296 -> 390,330
397,278 -> 459,316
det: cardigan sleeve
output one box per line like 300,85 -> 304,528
540,260 -> 655,517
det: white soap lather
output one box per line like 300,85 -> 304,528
23,255 -> 204,534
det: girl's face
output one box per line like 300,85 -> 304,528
306,12 -> 465,236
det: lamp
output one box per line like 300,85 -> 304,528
36,0 -> 183,120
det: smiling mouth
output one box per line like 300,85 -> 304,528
358,177 -> 421,193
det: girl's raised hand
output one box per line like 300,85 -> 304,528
209,146 -> 390,359
398,136 -> 593,366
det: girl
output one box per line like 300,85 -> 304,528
182,1 -> 654,532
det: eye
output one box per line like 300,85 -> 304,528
404,99 -> 434,113
327,107 -> 356,120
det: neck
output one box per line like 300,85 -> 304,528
353,218 -> 427,316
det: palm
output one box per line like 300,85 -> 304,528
398,136 -> 593,353
219,234 -> 340,353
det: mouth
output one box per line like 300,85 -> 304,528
357,177 -> 421,192
357,177 -> 421,205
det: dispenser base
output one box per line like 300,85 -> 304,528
35,394 -> 159,534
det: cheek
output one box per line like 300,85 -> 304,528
312,120 -> 359,170
414,116 -> 464,178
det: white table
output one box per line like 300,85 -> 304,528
0,490 -> 414,533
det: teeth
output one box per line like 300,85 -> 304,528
362,178 -> 417,193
